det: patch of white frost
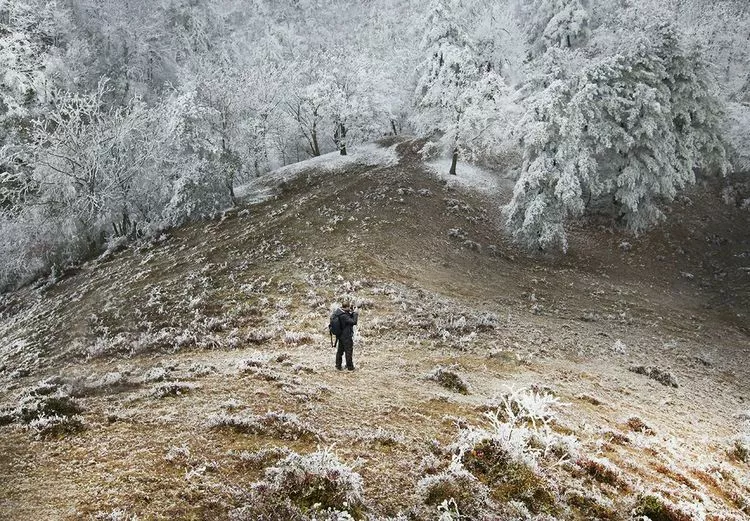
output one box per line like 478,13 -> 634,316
235,143 -> 400,204
425,159 -> 511,195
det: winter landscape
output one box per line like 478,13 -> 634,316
1,1 -> 749,520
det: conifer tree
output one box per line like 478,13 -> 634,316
505,24 -> 727,251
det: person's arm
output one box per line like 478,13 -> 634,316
340,311 -> 358,326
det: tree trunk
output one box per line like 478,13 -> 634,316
449,148 -> 458,175
334,121 -> 347,155
311,120 -> 321,157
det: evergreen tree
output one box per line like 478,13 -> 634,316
515,0 -> 591,57
505,24 -> 727,251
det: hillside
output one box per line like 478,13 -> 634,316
0,139 -> 749,520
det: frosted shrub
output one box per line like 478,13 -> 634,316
487,387 -> 562,430
577,457 -> 623,486
234,447 -> 292,469
246,328 -> 275,344
238,356 -> 267,370
208,411 -> 320,441
143,366 -> 168,382
284,331 -> 314,345
27,414 -> 86,439
18,388 -> 84,427
164,445 -> 192,465
428,366 -> 469,395
436,498 -> 462,521
634,493 -> 703,521
417,458 -> 493,518
151,382 -> 198,398
231,447 -> 364,519
354,427 -> 407,447
730,431 -> 750,463
444,388 -> 577,510
94,508 -> 140,521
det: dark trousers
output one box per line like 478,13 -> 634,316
336,338 -> 354,370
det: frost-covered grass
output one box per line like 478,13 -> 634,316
424,159 -> 510,196
207,411 -> 320,441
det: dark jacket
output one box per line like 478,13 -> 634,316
332,308 -> 358,341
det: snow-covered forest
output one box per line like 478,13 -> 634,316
1,0 -> 749,290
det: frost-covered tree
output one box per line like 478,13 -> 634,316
24,82 -> 162,240
414,0 -> 513,175
505,24 -> 727,251
514,0 -> 590,58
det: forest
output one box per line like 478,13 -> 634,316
1,0 -> 749,291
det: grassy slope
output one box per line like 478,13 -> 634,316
0,139 -> 749,519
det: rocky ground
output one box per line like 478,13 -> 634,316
0,139 -> 748,520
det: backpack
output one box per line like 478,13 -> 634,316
329,311 -> 343,347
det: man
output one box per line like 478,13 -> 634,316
330,298 -> 358,371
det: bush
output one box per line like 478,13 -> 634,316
19,394 -> 83,423
628,365 -> 679,388
417,461 -> 493,519
634,494 -> 693,521
208,411 -> 320,441
577,457 -> 624,487
231,447 -> 364,519
27,414 -> 86,439
428,366 -> 469,394
151,382 -> 199,398
443,388 -> 580,513
730,433 -> 750,463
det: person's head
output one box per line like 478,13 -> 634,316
340,297 -> 353,311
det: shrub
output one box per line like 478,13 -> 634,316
577,457 -> 624,487
628,366 -> 679,388
634,494 -> 693,521
354,427 -> 406,448
151,382 -> 199,398
208,411 -> 320,441
428,367 -> 469,394
0,409 -> 14,426
565,487 -> 618,520
730,433 -> 750,463
19,394 -> 84,423
234,447 -> 292,470
417,460 -> 493,519
625,417 -> 655,435
231,447 -> 364,519
246,328 -> 275,344
446,388 -> 579,513
462,438 -> 553,509
93,508 -> 140,521
164,445 -> 192,466
284,331 -> 314,345
27,414 -> 86,439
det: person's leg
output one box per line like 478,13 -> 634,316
344,342 -> 354,370
335,343 -> 344,370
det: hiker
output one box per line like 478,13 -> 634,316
330,298 -> 359,371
